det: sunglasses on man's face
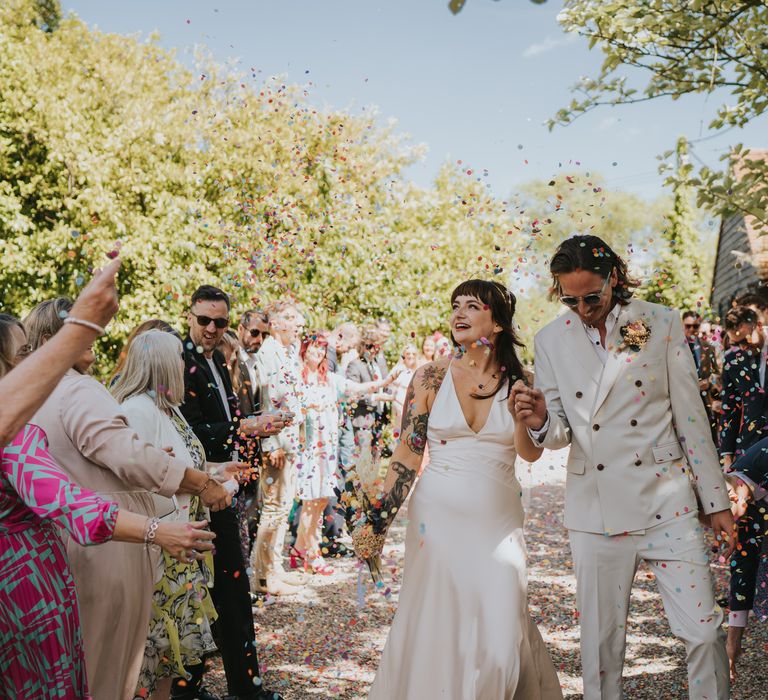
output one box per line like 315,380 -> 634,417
684,323 -> 701,330
559,275 -> 611,308
191,312 -> 229,329
248,328 -> 270,338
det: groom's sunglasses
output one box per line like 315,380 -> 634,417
559,275 -> 611,308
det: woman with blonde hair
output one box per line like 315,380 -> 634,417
111,330 -> 238,700
0,315 -> 216,700
25,300 -> 233,700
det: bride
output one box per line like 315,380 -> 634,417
360,279 -> 563,699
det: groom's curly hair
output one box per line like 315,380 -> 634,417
549,235 -> 640,306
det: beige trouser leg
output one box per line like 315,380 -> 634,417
252,455 -> 297,582
570,513 -> 727,700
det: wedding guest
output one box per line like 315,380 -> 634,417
0,259 -> 120,448
292,332 -> 395,575
434,334 -> 453,359
719,305 -> 768,466
236,309 -> 269,416
419,335 -> 436,366
682,310 -> 720,440
735,291 -> 768,325
217,329 -> 241,390
177,285 -> 287,700
327,321 -> 359,374
0,316 -> 216,700
252,300 -> 307,596
110,319 -> 180,384
112,330 -> 236,700
390,343 -> 420,434
24,299 -> 232,700
346,327 -> 395,484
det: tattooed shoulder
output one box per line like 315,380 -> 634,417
420,363 -> 448,393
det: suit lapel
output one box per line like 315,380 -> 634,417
592,303 -> 630,416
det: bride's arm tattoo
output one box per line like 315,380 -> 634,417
400,382 -> 428,456
372,461 -> 418,532
420,364 -> 447,392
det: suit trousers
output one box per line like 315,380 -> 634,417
569,513 -> 728,700
730,501 -> 768,615
252,455 -> 298,581
172,507 -> 260,696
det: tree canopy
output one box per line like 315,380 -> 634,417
552,0 -> 768,225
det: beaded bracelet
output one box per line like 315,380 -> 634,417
63,316 -> 106,335
144,517 -> 160,544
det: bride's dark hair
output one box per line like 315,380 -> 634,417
450,279 -> 525,399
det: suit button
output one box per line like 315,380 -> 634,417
597,463 -> 605,471
576,391 -> 583,398
630,419 -> 638,426
635,459 -> 642,466
635,380 -> 643,387
593,424 -> 600,431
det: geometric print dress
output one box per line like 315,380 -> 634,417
0,423 -> 118,700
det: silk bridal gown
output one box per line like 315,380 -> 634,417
368,367 -> 563,699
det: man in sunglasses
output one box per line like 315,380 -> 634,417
176,285 -> 286,700
236,309 -> 270,416
682,310 -> 721,440
512,235 -> 733,700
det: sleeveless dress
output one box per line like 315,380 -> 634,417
368,369 -> 563,699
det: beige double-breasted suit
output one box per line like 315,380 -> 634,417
533,299 -> 730,700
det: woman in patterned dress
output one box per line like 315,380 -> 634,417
0,319 -> 217,700
111,329 -> 238,700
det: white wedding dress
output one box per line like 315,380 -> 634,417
369,368 -> 563,699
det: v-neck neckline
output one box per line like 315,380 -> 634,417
448,364 -> 496,436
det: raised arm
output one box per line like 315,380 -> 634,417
0,259 -> 120,447
368,362 -> 444,534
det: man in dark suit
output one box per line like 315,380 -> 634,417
174,285 -> 288,700
682,310 -> 721,440
718,304 -> 768,686
719,305 -> 768,466
722,436 -> 768,680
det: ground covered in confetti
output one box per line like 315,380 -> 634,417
208,455 -> 768,699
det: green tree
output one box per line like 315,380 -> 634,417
551,0 -> 768,225
640,138 -> 712,310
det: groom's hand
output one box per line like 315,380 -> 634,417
709,508 -> 737,559
509,381 -> 547,431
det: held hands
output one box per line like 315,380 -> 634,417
508,380 -> 547,431
198,478 -> 233,511
708,508 -> 737,559
69,258 -> 121,330
239,412 -> 292,437
154,519 -> 216,563
268,448 -> 287,469
726,474 -> 752,520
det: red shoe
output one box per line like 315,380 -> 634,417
289,545 -> 305,570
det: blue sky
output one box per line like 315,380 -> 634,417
62,0 -> 766,203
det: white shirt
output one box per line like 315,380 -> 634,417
583,303 -> 621,365
760,336 -> 768,387
205,357 -> 231,421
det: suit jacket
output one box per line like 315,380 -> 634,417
32,370 -> 187,700
731,434 -> 768,492
718,345 -> 768,457
346,356 -> 380,421
534,299 -> 730,535
180,338 -> 241,463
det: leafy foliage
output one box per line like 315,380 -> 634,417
552,0 -> 768,224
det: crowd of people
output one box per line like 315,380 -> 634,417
0,260 -> 447,700
5,238 -> 768,700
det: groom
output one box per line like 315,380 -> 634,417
514,235 -> 734,699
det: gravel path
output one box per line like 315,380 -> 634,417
207,450 -> 768,699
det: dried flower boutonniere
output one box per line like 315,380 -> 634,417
618,318 -> 652,353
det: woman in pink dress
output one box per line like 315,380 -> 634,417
0,315 -> 216,700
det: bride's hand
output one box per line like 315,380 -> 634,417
508,381 -> 547,430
